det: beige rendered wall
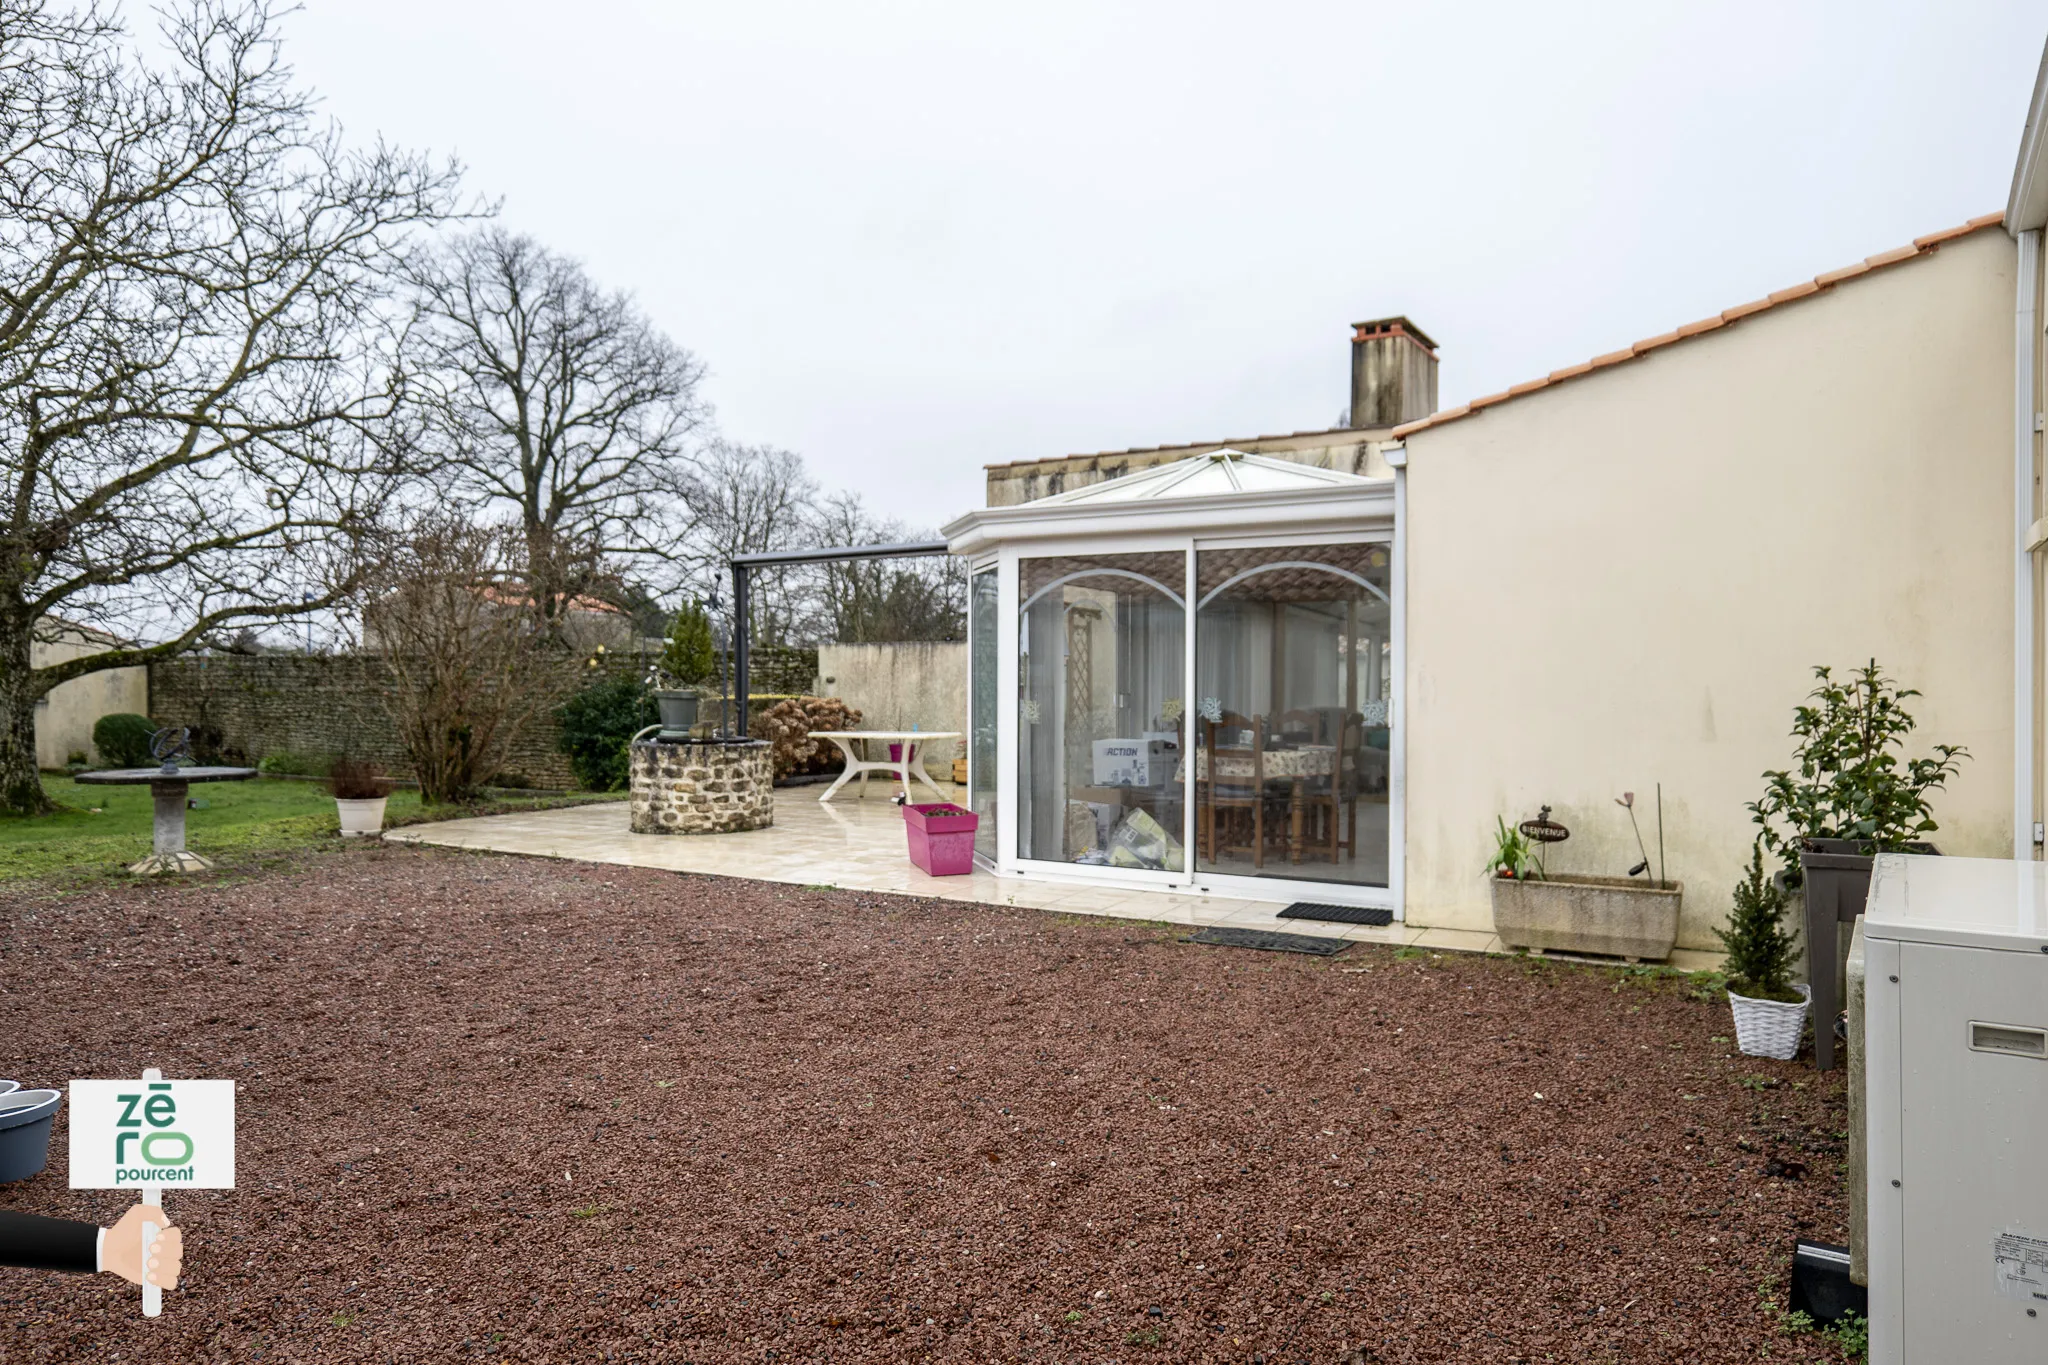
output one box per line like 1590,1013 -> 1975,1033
32,629 -> 147,768
815,642 -> 968,765
1402,227 -> 2017,949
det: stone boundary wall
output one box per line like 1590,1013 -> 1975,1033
149,643 -> 825,790
148,653 -> 582,788
746,645 -> 820,696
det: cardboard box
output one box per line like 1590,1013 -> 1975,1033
1091,738 -> 1177,786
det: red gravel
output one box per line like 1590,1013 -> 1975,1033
0,846 -> 1853,1363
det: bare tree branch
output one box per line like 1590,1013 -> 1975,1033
0,0 -> 473,810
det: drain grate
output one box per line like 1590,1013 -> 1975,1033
1277,902 -> 1393,927
1186,927 -> 1351,956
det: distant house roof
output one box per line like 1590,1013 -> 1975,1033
39,616 -> 130,647
475,585 -> 626,615
1391,211 -> 2007,441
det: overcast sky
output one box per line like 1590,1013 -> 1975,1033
286,1 -> 2046,531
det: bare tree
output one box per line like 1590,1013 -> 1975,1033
680,439 -> 817,646
0,0 -> 465,812
363,516 -> 575,802
807,491 -> 962,643
407,228 -> 708,635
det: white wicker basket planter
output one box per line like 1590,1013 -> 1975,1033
1727,982 -> 1811,1060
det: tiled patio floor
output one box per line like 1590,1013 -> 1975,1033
385,786 -> 1723,969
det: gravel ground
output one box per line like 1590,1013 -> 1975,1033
0,846 -> 1853,1364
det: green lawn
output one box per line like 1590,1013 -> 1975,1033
0,775 -> 622,883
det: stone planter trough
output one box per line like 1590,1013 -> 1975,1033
1490,873 -> 1682,962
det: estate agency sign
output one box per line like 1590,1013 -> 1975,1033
68,1077 -> 235,1189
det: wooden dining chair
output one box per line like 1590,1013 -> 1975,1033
1199,712 -> 1268,869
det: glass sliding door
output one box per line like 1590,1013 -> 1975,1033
1193,542 -> 1392,887
968,566 -> 998,863
1018,552 -> 1186,872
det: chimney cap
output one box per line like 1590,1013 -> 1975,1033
1351,315 -> 1438,354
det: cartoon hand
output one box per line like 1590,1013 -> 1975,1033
102,1205 -> 181,1290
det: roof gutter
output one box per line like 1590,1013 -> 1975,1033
2018,230 -> 2041,860
2009,39 -> 2048,232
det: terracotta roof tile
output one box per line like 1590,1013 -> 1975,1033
1394,212 -> 2004,441
1767,280 -> 1823,304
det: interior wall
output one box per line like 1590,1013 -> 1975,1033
1401,226 -> 2018,949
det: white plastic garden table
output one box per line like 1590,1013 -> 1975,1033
807,730 -> 960,803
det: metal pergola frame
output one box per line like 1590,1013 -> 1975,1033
727,540 -> 951,731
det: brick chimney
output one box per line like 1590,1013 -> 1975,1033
1349,317 -> 1438,428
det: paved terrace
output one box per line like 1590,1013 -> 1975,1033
385,786 -> 1722,969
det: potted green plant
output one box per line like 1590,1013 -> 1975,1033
328,756 -> 390,837
1748,660 -> 1967,1067
649,601 -> 718,734
1488,801 -> 1682,961
1717,842 -> 1808,1058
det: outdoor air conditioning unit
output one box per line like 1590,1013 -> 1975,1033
1863,853 -> 2048,1364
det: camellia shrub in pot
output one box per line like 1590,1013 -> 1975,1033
1716,842 -> 1808,1059
1747,660 -> 1967,1067
328,756 -> 390,837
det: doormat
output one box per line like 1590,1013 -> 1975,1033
1186,927 -> 1351,956
1277,902 -> 1394,927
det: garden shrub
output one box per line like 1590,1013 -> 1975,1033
1716,842 -> 1802,1002
555,673 -> 657,791
91,712 -> 156,767
327,756 -> 389,800
752,696 -> 862,781
1748,659 -> 1968,875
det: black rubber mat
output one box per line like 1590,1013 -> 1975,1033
1277,902 -> 1394,927
1186,927 -> 1351,955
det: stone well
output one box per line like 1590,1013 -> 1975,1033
629,737 -> 773,835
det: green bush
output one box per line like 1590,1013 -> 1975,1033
91,713 -> 156,767
556,674 -> 657,791
1749,660 -> 1968,874
1716,842 -> 1803,1002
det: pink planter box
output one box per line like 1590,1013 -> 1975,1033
904,803 -> 978,876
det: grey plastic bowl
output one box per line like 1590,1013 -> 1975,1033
0,1089 -> 61,1182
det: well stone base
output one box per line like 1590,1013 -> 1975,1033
629,739 -> 773,835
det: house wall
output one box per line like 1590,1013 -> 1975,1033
1401,226 -> 2018,949
814,642 -> 968,764
33,630 -> 147,768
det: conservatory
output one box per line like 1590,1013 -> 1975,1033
941,450 -> 1401,911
